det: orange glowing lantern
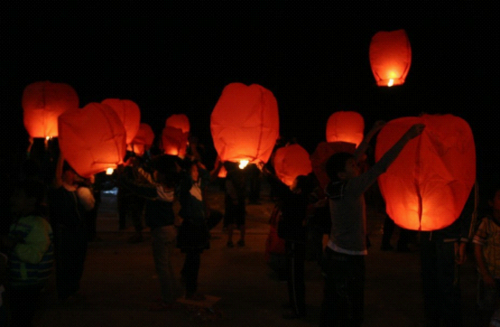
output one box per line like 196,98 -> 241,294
161,126 -> 188,158
326,111 -> 365,147
101,99 -> 141,145
375,114 -> 475,231
58,103 -> 127,178
211,83 -> 279,168
22,81 -> 79,138
273,144 -> 312,187
165,114 -> 190,134
369,29 -> 411,87
310,141 -> 356,190
129,123 -> 155,156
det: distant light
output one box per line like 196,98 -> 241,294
239,160 -> 249,169
387,79 -> 394,87
45,136 -> 51,140
106,168 -> 114,175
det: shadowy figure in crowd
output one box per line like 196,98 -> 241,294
2,180 -> 54,327
84,173 -> 104,242
320,121 -> 424,326
49,154 -> 94,304
474,183 -> 500,326
176,160 -> 211,300
223,161 -> 247,248
120,154 -> 182,311
245,163 -> 262,205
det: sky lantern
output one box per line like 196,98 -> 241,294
165,114 -> 190,134
161,126 -> 188,158
326,111 -> 364,147
375,114 -> 475,231
273,144 -> 312,187
101,98 -> 141,145
128,123 -> 155,156
211,83 -> 279,169
310,141 -> 356,190
58,103 -> 127,178
22,81 -> 79,139
369,29 -> 412,87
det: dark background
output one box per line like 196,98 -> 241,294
1,2 -> 498,181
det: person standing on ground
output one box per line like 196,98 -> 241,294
223,161 -> 247,248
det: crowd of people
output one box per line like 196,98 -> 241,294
0,125 -> 499,327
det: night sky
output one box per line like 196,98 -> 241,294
1,2 -> 498,180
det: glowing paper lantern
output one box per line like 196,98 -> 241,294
129,123 -> 155,156
165,114 -> 190,134
22,81 -> 79,138
161,126 -> 188,158
326,111 -> 364,147
211,83 -> 279,167
101,99 -> 141,144
375,114 -> 475,231
369,29 -> 412,87
273,144 -> 312,187
310,141 -> 356,189
58,103 -> 127,177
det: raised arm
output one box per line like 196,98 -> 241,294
353,120 -> 386,161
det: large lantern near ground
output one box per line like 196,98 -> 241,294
369,29 -> 411,87
22,81 -> 79,138
326,111 -> 364,147
211,83 -> 279,168
310,141 -> 356,190
165,114 -> 190,134
101,99 -> 141,145
273,144 -> 312,187
58,103 -> 127,178
129,123 -> 155,156
161,126 -> 188,158
375,114 -> 475,231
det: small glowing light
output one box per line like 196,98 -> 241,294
387,79 -> 394,87
45,136 -> 51,140
239,160 -> 249,169
106,168 -> 114,175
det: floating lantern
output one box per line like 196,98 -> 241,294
310,141 -> 356,189
375,114 -> 476,231
165,114 -> 190,134
326,111 -> 364,147
161,126 -> 188,158
369,29 -> 412,87
22,81 -> 79,138
129,123 -> 155,156
101,99 -> 141,144
211,83 -> 279,168
58,103 -> 127,178
273,144 -> 312,187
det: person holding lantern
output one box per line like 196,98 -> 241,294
320,122 -> 424,327
223,161 -> 247,248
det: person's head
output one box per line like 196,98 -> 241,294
290,174 -> 315,195
487,184 -> 500,218
325,152 -> 359,182
182,159 -> 199,182
10,180 -> 46,216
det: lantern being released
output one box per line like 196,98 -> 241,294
369,29 -> 412,87
58,103 -> 127,178
101,99 -> 141,145
375,114 -> 475,231
273,144 -> 312,187
165,114 -> 190,134
22,81 -> 79,138
161,126 -> 188,158
326,111 -> 365,147
129,123 -> 155,156
211,83 -> 279,167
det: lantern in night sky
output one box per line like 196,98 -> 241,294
161,126 -> 188,158
369,29 -> 412,87
273,144 -> 312,187
129,123 -> 155,156
58,103 -> 127,177
22,81 -> 79,138
211,83 -> 279,168
310,141 -> 356,190
101,98 -> 141,145
166,114 -> 190,134
375,114 -> 475,231
326,111 -> 365,147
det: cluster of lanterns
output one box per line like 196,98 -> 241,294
20,28 -> 475,232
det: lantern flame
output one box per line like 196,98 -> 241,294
387,79 -> 394,87
106,168 -> 114,175
239,160 -> 249,169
